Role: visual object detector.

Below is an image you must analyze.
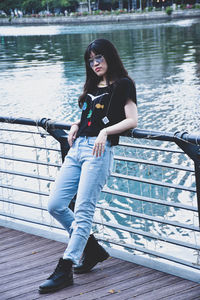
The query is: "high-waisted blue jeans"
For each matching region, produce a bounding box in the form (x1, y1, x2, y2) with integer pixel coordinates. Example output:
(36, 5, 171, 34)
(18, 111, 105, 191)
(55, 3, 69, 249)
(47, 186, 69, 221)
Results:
(48, 136, 113, 264)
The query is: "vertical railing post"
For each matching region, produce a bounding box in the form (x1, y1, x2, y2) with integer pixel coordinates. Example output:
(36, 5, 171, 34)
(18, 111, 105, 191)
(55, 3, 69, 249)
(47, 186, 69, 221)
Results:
(194, 161, 200, 227)
(48, 128, 70, 162)
(175, 133, 200, 227)
(41, 119, 70, 162)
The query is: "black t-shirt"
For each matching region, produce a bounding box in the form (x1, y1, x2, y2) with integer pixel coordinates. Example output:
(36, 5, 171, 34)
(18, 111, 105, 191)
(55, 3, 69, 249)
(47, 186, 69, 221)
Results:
(77, 77, 137, 146)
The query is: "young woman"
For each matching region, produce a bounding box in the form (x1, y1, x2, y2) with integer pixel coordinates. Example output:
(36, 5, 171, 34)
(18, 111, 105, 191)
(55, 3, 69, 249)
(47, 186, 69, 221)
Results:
(39, 38, 138, 294)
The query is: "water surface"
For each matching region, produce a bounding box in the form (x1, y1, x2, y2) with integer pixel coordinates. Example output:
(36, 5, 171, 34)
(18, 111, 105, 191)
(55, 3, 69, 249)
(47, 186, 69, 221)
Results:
(0, 18, 200, 133)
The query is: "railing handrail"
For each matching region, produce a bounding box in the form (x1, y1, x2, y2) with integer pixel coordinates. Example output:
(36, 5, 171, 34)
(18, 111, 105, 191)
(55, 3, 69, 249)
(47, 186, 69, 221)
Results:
(0, 116, 200, 145)
(0, 116, 70, 131)
(132, 128, 200, 145)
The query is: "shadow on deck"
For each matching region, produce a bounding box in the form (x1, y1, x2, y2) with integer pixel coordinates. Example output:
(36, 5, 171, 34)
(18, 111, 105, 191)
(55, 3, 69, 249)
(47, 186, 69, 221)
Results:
(0, 226, 200, 300)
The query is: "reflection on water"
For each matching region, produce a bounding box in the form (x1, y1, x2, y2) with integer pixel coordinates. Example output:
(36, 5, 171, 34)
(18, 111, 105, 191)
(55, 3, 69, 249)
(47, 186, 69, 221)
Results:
(0, 18, 200, 131)
(0, 18, 200, 268)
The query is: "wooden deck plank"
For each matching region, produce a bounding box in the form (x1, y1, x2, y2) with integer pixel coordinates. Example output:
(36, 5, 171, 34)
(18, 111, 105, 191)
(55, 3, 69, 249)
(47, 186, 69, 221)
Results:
(42, 266, 156, 300)
(137, 282, 200, 300)
(161, 285, 200, 300)
(6, 259, 128, 300)
(0, 257, 119, 293)
(1, 260, 133, 299)
(114, 276, 195, 300)
(0, 239, 62, 261)
(1, 243, 66, 268)
(0, 226, 200, 300)
(0, 233, 41, 251)
(69, 270, 168, 300)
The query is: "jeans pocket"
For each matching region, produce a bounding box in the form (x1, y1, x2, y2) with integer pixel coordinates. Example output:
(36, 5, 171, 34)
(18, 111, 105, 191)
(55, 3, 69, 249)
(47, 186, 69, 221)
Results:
(87, 137, 96, 147)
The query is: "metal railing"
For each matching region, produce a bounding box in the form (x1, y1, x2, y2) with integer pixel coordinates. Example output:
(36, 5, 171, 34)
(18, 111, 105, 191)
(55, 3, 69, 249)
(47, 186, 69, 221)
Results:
(0, 116, 200, 283)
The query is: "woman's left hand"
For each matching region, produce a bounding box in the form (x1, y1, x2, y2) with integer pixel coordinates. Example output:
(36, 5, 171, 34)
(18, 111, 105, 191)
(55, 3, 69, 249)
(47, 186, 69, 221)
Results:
(93, 129, 108, 157)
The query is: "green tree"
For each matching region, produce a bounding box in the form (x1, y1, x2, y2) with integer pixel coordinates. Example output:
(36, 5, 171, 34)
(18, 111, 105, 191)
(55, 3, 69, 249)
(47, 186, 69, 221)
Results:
(0, 0, 80, 14)
(22, 0, 43, 13)
(0, 0, 21, 14)
(41, 0, 78, 11)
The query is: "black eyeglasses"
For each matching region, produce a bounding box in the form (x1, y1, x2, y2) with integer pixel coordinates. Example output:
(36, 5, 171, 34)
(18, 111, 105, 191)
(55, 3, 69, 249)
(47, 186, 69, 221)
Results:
(88, 54, 104, 68)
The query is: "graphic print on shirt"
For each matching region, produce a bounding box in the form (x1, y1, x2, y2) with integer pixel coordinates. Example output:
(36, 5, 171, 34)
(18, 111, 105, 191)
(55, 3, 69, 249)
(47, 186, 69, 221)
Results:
(87, 93, 109, 102)
(82, 102, 87, 111)
(85, 92, 109, 127)
(95, 103, 104, 109)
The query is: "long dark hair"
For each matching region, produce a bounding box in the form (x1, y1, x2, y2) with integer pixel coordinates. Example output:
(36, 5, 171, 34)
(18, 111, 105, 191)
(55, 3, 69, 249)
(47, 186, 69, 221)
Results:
(78, 39, 133, 108)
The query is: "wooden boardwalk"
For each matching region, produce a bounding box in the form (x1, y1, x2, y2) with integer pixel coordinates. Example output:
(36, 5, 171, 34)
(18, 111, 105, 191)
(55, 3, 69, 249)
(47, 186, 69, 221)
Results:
(0, 226, 200, 300)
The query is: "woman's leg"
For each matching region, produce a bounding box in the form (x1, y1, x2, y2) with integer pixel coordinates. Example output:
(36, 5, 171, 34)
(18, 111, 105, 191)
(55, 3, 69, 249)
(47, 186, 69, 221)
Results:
(39, 137, 113, 294)
(39, 142, 82, 294)
(48, 143, 81, 233)
(63, 137, 113, 264)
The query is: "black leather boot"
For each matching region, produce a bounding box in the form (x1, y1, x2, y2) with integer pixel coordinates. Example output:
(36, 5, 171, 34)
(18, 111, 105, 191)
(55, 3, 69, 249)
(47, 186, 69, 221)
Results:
(74, 234, 109, 274)
(39, 258, 73, 294)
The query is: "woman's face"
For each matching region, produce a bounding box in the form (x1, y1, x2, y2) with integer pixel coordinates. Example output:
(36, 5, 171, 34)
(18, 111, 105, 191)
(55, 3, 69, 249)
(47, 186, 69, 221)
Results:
(89, 51, 108, 79)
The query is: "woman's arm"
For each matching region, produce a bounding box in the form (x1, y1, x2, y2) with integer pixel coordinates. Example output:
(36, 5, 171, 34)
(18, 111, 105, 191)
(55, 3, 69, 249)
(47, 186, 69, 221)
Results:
(104, 99, 138, 135)
(68, 121, 80, 147)
(93, 99, 138, 157)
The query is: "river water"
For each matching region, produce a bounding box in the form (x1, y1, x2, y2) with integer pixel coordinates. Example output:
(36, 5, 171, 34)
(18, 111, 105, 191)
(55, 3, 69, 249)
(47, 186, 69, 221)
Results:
(0, 18, 200, 133)
(0, 18, 200, 271)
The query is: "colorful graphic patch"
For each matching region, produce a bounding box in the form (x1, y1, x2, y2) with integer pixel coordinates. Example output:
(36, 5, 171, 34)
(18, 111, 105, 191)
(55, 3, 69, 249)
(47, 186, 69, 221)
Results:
(87, 109, 92, 118)
(95, 103, 104, 109)
(82, 102, 87, 111)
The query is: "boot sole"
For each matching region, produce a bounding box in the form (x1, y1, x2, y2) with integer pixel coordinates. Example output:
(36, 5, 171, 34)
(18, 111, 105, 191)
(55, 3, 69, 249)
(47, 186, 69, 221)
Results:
(39, 279, 74, 294)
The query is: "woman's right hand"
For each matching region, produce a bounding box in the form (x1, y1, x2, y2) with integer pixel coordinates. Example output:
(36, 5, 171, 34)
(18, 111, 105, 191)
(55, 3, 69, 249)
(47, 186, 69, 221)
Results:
(68, 124, 79, 147)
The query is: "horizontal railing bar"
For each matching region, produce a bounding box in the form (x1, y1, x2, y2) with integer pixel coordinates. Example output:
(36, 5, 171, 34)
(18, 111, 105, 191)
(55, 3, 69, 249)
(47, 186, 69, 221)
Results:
(3, 153, 193, 174)
(0, 198, 199, 251)
(96, 203, 199, 231)
(0, 117, 45, 127)
(111, 172, 196, 192)
(0, 176, 196, 213)
(0, 168, 55, 182)
(0, 212, 64, 231)
(0, 155, 61, 168)
(0, 117, 200, 145)
(1, 170, 195, 212)
(1, 212, 199, 270)
(0, 183, 49, 196)
(0, 192, 199, 231)
(102, 187, 198, 212)
(0, 126, 183, 154)
(0, 166, 195, 193)
(0, 198, 47, 211)
(131, 128, 176, 142)
(132, 128, 200, 146)
(97, 236, 200, 271)
(119, 142, 184, 154)
(0, 138, 192, 159)
(0, 128, 50, 136)
(1, 183, 197, 230)
(0, 141, 60, 152)
(0, 140, 187, 157)
(114, 155, 194, 172)
(0, 129, 184, 154)
(0, 116, 71, 131)
(93, 219, 200, 250)
(0, 171, 196, 212)
(0, 211, 199, 270)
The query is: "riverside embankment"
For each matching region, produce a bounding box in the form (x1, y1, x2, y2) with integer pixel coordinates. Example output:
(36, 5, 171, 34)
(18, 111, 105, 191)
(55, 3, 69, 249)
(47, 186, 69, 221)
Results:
(0, 9, 200, 25)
